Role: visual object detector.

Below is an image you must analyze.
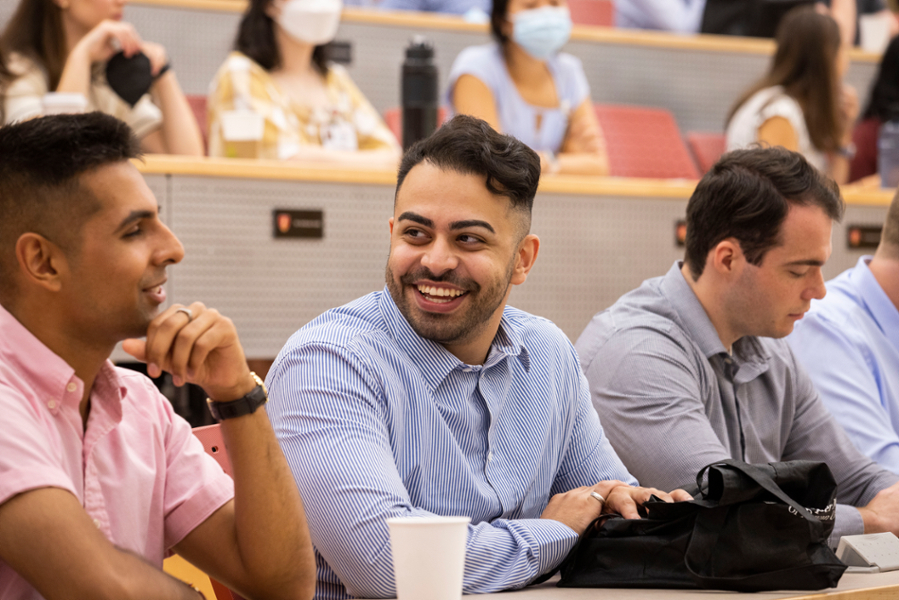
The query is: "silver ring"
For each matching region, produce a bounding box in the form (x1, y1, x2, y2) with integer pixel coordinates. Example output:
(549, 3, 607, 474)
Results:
(590, 491, 605, 504)
(175, 307, 193, 322)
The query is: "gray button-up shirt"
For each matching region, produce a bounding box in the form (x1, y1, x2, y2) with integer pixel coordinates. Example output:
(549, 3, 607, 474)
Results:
(576, 261, 899, 543)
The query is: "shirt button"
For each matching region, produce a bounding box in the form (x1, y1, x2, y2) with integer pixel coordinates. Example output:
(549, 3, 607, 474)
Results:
(47, 400, 57, 410)
(66, 382, 77, 393)
(462, 367, 472, 373)
(487, 452, 493, 462)
(93, 519, 101, 528)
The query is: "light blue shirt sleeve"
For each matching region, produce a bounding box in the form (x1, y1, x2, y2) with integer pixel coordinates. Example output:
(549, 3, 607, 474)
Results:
(789, 315, 899, 474)
(266, 339, 620, 598)
(614, 0, 706, 33)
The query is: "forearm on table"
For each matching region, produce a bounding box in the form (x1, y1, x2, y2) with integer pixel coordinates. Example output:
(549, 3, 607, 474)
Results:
(55, 49, 93, 97)
(149, 71, 204, 156)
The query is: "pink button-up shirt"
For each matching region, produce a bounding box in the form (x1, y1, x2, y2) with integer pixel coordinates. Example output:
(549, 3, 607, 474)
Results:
(0, 305, 234, 599)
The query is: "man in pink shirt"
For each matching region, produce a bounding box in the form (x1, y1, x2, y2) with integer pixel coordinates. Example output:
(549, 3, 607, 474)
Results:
(0, 113, 315, 600)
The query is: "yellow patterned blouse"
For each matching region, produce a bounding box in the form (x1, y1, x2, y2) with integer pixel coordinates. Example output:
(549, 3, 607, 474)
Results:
(207, 52, 399, 159)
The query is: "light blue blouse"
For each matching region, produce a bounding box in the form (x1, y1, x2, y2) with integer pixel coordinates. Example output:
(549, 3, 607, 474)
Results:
(446, 43, 590, 153)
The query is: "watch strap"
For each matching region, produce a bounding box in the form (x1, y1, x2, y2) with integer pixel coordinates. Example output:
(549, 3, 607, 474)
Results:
(206, 372, 268, 421)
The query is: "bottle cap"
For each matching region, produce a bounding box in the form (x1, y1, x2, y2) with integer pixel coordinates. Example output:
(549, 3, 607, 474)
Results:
(406, 35, 434, 60)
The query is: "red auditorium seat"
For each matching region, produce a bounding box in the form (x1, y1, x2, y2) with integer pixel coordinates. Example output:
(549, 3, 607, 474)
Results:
(185, 94, 209, 151)
(568, 0, 613, 27)
(594, 103, 700, 179)
(686, 131, 727, 174)
(384, 106, 449, 144)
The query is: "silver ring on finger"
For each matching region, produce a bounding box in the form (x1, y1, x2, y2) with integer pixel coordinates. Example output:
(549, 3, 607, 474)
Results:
(175, 307, 193, 322)
(590, 491, 605, 504)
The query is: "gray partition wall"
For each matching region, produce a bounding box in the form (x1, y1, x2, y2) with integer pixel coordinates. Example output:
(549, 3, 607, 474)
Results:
(110, 3, 878, 134)
(147, 172, 886, 358)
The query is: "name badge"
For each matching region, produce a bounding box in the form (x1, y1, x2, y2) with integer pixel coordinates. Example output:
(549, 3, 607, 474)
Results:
(321, 120, 358, 151)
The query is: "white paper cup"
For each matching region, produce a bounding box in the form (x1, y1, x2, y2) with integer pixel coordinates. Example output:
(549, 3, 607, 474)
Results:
(387, 516, 470, 600)
(41, 92, 87, 115)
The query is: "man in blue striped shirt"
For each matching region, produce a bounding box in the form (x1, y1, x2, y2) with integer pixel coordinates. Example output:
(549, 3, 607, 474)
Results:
(266, 115, 689, 599)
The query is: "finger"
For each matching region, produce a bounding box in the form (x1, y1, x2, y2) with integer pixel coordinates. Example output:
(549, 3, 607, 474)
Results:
(145, 303, 197, 377)
(168, 309, 216, 386)
(185, 318, 231, 381)
(649, 489, 674, 503)
(121, 338, 147, 362)
(606, 491, 641, 520)
(671, 489, 693, 502)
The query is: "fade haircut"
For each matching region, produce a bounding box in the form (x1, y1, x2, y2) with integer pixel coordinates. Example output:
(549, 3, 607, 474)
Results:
(396, 115, 540, 237)
(880, 190, 899, 259)
(0, 112, 141, 298)
(684, 146, 844, 280)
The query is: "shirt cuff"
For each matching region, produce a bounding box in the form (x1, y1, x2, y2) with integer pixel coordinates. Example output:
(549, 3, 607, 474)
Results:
(505, 518, 580, 580)
(830, 503, 865, 549)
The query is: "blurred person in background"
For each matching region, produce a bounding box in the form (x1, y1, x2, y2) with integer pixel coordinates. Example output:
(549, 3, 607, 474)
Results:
(849, 35, 899, 182)
(207, 0, 400, 166)
(726, 7, 857, 184)
(0, 0, 204, 155)
(446, 0, 609, 176)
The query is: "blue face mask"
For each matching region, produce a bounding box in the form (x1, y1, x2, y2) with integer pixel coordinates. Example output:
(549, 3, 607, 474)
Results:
(511, 6, 572, 61)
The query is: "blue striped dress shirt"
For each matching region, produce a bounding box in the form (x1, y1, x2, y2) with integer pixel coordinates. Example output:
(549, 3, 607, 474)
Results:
(266, 288, 636, 599)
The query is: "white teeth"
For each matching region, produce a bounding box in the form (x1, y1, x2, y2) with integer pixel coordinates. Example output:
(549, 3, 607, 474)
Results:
(417, 285, 464, 299)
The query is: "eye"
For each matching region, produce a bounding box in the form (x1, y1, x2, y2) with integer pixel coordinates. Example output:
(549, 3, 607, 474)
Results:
(457, 234, 484, 245)
(123, 226, 143, 238)
(402, 227, 429, 242)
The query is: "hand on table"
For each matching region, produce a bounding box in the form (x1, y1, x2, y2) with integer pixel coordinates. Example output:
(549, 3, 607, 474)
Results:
(541, 481, 692, 535)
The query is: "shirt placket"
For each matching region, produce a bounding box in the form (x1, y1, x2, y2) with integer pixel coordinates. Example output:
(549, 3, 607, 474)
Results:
(81, 399, 116, 540)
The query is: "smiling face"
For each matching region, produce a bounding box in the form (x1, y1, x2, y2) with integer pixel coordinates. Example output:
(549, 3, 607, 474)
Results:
(724, 203, 832, 340)
(386, 162, 536, 364)
(58, 161, 184, 345)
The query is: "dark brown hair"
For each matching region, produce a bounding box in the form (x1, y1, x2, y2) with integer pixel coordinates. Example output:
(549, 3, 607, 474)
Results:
(727, 6, 843, 153)
(235, 0, 329, 75)
(0, 0, 68, 90)
(396, 115, 540, 233)
(684, 147, 844, 280)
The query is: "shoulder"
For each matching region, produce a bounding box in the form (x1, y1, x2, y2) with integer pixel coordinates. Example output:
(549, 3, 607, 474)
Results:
(112, 365, 180, 424)
(277, 292, 391, 359)
(576, 276, 689, 370)
(553, 52, 586, 76)
(450, 44, 503, 77)
(504, 305, 575, 354)
(212, 52, 268, 84)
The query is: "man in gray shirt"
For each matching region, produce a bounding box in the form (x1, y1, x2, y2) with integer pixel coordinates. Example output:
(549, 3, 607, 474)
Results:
(576, 147, 899, 543)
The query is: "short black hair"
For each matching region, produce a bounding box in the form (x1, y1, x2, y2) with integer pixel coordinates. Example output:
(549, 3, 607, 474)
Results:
(684, 146, 844, 280)
(396, 115, 540, 233)
(0, 112, 141, 297)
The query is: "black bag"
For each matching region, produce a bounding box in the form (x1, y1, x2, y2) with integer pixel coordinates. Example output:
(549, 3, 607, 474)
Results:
(557, 460, 847, 592)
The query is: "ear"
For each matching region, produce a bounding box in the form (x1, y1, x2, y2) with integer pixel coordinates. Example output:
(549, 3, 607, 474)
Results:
(709, 238, 744, 278)
(15, 233, 67, 293)
(388, 216, 395, 235)
(511, 234, 539, 286)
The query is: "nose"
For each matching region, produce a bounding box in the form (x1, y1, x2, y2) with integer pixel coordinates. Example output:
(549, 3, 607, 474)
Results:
(803, 268, 827, 301)
(156, 224, 185, 266)
(420, 236, 458, 276)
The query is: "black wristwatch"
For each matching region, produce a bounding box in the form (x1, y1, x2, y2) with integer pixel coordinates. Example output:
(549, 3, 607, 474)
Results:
(206, 372, 268, 421)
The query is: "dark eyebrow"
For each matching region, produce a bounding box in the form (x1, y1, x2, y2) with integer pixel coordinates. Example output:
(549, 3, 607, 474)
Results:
(117, 209, 156, 231)
(397, 212, 433, 228)
(784, 259, 826, 267)
(450, 220, 495, 234)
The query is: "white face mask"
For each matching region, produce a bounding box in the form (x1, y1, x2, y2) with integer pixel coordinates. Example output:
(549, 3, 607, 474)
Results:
(277, 0, 343, 46)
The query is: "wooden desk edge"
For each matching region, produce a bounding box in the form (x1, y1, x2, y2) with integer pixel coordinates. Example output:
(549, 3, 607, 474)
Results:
(134, 156, 893, 206)
(790, 582, 899, 599)
(130, 0, 879, 61)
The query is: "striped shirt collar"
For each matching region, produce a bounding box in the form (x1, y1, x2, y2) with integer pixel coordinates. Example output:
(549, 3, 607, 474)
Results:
(661, 261, 770, 381)
(377, 287, 530, 391)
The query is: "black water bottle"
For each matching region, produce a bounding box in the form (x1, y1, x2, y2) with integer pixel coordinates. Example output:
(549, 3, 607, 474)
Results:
(401, 37, 438, 150)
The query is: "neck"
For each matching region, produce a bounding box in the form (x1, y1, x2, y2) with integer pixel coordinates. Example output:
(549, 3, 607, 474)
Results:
(869, 251, 899, 311)
(63, 18, 89, 56)
(680, 262, 739, 352)
(503, 42, 548, 84)
(272, 28, 318, 76)
(6, 298, 113, 422)
(440, 306, 506, 366)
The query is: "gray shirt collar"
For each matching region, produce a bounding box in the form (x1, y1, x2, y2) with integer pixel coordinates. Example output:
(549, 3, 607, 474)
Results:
(661, 261, 771, 383)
